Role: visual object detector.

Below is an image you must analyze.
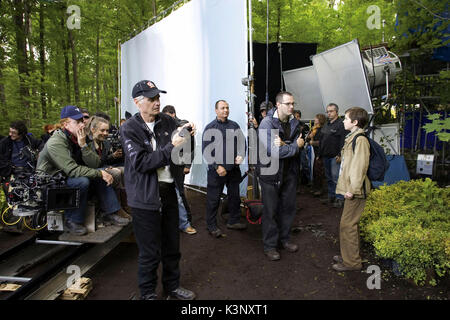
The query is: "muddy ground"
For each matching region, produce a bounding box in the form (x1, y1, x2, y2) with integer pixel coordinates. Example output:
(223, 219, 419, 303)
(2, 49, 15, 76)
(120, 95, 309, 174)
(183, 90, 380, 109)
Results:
(83, 187, 449, 301)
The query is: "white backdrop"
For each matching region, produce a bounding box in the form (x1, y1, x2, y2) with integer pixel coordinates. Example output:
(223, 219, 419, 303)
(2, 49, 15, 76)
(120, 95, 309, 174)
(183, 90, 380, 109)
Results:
(120, 0, 248, 190)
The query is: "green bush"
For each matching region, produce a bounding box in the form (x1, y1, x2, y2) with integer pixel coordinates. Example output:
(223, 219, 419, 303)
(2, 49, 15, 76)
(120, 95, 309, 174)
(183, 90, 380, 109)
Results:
(360, 178, 450, 285)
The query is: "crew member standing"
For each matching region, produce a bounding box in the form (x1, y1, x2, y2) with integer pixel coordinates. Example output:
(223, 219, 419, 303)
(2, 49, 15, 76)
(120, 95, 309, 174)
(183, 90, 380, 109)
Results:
(120, 80, 196, 300)
(258, 92, 305, 261)
(202, 100, 247, 238)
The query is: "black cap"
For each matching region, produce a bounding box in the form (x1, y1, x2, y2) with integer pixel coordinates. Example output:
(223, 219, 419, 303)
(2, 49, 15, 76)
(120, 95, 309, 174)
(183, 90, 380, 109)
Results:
(132, 80, 167, 99)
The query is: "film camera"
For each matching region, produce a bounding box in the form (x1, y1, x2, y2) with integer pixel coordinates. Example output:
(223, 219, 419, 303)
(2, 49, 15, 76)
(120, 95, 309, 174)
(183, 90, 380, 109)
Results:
(178, 125, 193, 138)
(106, 126, 122, 152)
(7, 171, 79, 218)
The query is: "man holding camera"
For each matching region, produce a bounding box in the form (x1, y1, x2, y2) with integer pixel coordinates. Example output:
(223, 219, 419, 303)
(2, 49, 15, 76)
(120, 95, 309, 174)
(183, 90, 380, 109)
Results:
(120, 80, 196, 300)
(258, 92, 305, 261)
(36, 105, 129, 236)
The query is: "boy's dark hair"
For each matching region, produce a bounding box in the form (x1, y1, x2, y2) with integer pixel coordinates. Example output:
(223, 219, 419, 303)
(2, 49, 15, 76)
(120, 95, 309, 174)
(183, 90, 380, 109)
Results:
(162, 105, 176, 115)
(345, 107, 368, 128)
(10, 120, 28, 136)
(80, 108, 90, 115)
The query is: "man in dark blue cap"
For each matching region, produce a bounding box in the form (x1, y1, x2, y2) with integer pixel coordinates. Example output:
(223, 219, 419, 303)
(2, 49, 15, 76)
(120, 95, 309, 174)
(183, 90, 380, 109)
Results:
(37, 105, 129, 235)
(120, 80, 196, 300)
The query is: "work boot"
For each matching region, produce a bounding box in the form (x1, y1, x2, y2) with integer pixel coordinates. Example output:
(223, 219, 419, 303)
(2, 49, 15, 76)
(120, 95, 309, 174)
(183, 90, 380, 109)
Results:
(208, 228, 222, 238)
(264, 249, 281, 261)
(332, 263, 362, 272)
(65, 220, 87, 236)
(166, 287, 196, 300)
(102, 213, 129, 226)
(226, 222, 247, 230)
(281, 242, 298, 253)
(116, 208, 132, 222)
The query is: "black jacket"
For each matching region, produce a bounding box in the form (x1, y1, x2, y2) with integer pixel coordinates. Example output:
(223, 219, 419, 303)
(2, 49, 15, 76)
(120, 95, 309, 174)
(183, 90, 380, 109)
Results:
(88, 139, 123, 168)
(172, 116, 195, 191)
(0, 135, 43, 179)
(319, 117, 348, 158)
(202, 117, 246, 172)
(120, 112, 182, 211)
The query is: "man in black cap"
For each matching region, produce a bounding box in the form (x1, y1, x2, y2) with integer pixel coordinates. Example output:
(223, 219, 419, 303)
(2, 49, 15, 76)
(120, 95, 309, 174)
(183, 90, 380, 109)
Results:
(259, 100, 273, 123)
(120, 80, 196, 300)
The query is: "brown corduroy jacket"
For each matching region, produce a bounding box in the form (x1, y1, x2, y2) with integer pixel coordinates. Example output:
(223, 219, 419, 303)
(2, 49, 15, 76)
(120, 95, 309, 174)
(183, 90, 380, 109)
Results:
(336, 128, 371, 198)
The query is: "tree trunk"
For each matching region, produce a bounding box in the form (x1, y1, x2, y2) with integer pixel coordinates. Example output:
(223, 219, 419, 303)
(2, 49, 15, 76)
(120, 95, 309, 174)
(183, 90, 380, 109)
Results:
(276, 3, 281, 43)
(153, 0, 157, 16)
(13, 0, 30, 121)
(60, 11, 70, 104)
(0, 0, 7, 113)
(68, 28, 80, 105)
(24, 0, 38, 124)
(0, 68, 7, 116)
(96, 29, 100, 112)
(39, 3, 47, 119)
(103, 66, 109, 111)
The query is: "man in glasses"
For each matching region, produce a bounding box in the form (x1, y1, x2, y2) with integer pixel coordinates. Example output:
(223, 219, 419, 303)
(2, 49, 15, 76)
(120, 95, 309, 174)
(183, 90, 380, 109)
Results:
(257, 92, 305, 261)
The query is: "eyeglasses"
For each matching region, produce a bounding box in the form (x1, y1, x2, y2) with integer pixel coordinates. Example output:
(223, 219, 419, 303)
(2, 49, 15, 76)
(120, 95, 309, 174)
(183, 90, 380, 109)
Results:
(83, 116, 90, 119)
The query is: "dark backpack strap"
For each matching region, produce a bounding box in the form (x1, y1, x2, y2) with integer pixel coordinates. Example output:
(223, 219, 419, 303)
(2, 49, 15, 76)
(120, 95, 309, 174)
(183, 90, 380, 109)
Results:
(352, 133, 369, 198)
(351, 133, 367, 153)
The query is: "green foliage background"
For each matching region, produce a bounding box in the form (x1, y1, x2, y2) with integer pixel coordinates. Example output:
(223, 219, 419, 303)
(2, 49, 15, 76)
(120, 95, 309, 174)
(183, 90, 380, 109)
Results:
(0, 0, 447, 137)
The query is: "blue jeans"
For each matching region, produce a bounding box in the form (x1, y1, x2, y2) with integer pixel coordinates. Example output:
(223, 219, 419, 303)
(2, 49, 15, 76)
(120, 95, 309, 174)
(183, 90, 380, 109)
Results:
(65, 177, 121, 224)
(323, 156, 344, 200)
(176, 187, 191, 231)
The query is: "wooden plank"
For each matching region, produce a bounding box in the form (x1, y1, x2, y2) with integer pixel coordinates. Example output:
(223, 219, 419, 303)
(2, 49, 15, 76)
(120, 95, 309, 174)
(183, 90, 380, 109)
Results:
(0, 283, 22, 291)
(59, 277, 92, 300)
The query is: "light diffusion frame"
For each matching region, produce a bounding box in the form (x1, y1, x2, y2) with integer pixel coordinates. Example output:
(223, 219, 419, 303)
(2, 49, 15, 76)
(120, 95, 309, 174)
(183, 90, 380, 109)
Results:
(283, 40, 373, 119)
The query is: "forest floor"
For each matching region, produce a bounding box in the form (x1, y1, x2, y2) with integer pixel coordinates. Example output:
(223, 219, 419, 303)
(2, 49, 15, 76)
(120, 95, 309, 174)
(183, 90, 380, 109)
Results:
(82, 187, 449, 301)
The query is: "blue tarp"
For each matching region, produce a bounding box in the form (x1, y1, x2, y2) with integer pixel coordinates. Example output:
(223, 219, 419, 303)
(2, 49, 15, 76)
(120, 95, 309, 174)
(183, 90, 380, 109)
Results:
(372, 155, 411, 188)
(400, 111, 445, 151)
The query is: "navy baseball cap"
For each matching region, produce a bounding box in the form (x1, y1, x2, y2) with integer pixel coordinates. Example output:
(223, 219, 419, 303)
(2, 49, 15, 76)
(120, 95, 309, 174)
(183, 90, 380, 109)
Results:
(132, 80, 167, 99)
(60, 105, 83, 120)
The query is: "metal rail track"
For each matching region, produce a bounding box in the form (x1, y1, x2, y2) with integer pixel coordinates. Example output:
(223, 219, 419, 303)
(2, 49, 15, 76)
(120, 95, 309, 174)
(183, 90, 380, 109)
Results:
(0, 224, 133, 300)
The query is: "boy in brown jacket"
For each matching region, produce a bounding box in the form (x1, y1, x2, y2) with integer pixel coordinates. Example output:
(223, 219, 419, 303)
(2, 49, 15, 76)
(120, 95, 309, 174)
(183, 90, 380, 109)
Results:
(332, 107, 371, 272)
